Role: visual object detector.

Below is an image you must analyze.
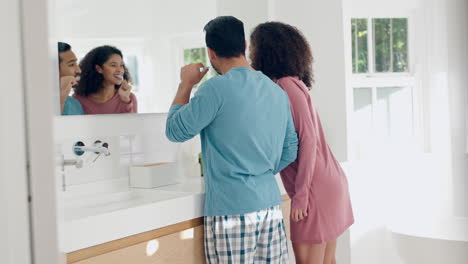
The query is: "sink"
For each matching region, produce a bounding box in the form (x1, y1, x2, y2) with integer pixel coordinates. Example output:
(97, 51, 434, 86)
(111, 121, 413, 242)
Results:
(62, 189, 188, 221)
(65, 191, 140, 209)
(156, 178, 204, 193)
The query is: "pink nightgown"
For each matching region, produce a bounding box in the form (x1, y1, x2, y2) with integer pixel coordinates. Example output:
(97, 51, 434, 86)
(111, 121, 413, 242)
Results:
(278, 76, 354, 244)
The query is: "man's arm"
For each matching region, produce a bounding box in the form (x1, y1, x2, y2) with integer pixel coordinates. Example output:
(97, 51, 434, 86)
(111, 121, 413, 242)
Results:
(274, 105, 299, 174)
(166, 63, 216, 142)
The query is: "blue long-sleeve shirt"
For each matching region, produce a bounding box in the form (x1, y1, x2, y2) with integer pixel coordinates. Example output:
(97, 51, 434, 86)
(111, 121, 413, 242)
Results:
(166, 67, 298, 216)
(62, 96, 84, 115)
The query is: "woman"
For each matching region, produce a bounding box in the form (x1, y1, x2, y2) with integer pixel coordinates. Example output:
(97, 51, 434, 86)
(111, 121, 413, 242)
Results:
(74, 45, 137, 114)
(250, 22, 354, 264)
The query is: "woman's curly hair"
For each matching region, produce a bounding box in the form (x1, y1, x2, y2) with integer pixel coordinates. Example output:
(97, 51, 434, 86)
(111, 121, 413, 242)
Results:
(75, 45, 131, 96)
(250, 22, 314, 89)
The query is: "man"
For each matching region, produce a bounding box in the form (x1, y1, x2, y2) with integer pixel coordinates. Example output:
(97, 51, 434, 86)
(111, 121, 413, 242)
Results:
(58, 42, 84, 115)
(166, 16, 298, 263)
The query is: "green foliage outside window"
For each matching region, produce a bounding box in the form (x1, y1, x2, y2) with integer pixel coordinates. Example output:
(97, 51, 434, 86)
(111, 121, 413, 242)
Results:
(373, 18, 408, 73)
(352, 18, 368, 73)
(352, 18, 408, 73)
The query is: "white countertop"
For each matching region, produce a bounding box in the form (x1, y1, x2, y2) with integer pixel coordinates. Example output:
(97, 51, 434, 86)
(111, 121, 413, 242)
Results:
(59, 178, 204, 253)
(59, 175, 287, 253)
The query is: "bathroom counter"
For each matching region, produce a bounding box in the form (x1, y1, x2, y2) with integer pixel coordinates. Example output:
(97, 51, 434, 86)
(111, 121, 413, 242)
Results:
(61, 178, 205, 253)
(61, 175, 288, 256)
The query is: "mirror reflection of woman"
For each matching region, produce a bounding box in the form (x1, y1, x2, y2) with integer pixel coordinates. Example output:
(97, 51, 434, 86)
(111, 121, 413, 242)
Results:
(73, 45, 138, 114)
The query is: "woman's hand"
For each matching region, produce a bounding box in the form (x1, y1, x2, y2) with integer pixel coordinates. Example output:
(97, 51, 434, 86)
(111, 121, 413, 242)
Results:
(291, 208, 308, 222)
(118, 80, 132, 104)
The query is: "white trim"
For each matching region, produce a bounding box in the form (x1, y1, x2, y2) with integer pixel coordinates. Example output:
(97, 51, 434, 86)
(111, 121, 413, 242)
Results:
(368, 18, 374, 73)
(466, 84, 468, 154)
(0, 0, 33, 263)
(348, 5, 415, 18)
(352, 75, 415, 87)
(21, 0, 61, 263)
(349, 15, 423, 155)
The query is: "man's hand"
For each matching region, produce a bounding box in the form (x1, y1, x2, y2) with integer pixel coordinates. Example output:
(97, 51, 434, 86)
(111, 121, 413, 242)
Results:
(291, 208, 308, 222)
(118, 80, 132, 104)
(60, 76, 77, 98)
(60, 76, 78, 112)
(171, 63, 209, 106)
(180, 63, 209, 88)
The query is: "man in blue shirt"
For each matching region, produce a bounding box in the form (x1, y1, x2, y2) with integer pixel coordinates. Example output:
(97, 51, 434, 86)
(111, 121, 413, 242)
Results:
(58, 42, 84, 115)
(166, 16, 298, 263)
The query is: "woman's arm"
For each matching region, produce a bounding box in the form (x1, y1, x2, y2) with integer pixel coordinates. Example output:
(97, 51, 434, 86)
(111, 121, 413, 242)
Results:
(278, 77, 318, 212)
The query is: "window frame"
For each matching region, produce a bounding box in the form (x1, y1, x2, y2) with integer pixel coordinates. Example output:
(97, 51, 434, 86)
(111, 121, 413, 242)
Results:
(350, 15, 424, 154)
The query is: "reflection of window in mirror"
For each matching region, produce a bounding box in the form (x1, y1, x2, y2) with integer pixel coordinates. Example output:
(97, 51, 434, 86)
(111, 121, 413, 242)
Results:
(124, 55, 140, 92)
(171, 33, 220, 100)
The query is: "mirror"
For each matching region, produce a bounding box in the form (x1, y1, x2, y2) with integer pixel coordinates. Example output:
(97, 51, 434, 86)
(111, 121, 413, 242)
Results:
(54, 0, 218, 115)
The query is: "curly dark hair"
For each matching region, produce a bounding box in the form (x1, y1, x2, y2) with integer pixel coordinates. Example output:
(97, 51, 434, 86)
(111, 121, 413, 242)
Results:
(75, 45, 131, 96)
(250, 22, 314, 89)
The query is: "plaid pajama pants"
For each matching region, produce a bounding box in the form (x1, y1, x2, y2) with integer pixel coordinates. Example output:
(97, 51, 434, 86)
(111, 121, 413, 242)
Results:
(204, 205, 289, 264)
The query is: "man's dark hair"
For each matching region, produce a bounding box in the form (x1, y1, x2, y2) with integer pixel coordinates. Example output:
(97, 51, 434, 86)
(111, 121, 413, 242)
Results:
(250, 22, 314, 88)
(204, 16, 245, 58)
(58, 42, 71, 63)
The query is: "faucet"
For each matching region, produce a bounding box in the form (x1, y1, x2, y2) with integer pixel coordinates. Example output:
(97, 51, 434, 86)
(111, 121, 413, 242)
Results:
(57, 140, 110, 192)
(58, 155, 84, 192)
(73, 140, 110, 156)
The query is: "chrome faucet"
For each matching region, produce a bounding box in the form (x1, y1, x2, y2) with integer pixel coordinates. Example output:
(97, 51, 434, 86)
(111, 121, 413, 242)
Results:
(73, 140, 110, 156)
(58, 140, 111, 192)
(58, 155, 83, 191)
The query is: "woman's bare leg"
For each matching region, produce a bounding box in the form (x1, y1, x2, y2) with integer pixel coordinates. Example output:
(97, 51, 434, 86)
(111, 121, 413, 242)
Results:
(292, 242, 326, 264)
(323, 240, 337, 264)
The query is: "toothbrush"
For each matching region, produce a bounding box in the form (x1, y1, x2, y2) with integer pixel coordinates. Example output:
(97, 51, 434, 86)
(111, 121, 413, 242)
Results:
(72, 76, 80, 89)
(199, 66, 210, 72)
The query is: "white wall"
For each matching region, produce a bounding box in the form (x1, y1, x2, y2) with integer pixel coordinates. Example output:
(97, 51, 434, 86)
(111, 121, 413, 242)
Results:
(54, 114, 201, 192)
(270, 0, 350, 162)
(446, 0, 468, 218)
(0, 0, 32, 263)
(216, 0, 270, 40)
(22, 0, 62, 263)
(1, 0, 61, 263)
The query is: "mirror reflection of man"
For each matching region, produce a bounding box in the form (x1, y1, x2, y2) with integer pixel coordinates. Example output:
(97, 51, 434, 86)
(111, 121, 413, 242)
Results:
(58, 42, 84, 115)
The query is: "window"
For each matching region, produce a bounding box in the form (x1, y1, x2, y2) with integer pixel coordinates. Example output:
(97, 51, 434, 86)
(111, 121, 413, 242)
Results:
(352, 18, 409, 74)
(350, 18, 417, 157)
(124, 55, 140, 92)
(171, 33, 219, 98)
